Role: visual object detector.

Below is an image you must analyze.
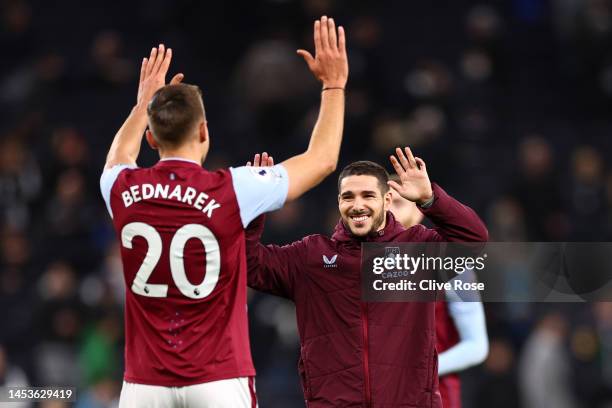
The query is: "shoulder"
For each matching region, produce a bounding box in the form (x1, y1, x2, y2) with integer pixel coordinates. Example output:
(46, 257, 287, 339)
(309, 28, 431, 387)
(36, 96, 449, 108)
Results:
(277, 234, 334, 257)
(100, 164, 139, 192)
(301, 233, 330, 247)
(198, 167, 232, 184)
(278, 233, 324, 250)
(395, 224, 433, 242)
(229, 165, 287, 185)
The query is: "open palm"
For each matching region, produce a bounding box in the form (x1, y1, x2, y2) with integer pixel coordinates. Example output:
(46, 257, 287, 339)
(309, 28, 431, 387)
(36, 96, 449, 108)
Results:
(388, 147, 433, 204)
(136, 44, 184, 106)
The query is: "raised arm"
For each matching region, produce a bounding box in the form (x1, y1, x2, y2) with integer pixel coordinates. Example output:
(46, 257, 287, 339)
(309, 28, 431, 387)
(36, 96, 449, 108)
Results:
(419, 184, 489, 242)
(245, 214, 309, 299)
(104, 44, 183, 169)
(389, 147, 489, 242)
(281, 16, 349, 201)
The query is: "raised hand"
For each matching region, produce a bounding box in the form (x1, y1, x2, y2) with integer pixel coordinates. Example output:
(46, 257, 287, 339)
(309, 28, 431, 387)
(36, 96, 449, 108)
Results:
(136, 44, 184, 106)
(246, 152, 275, 167)
(297, 16, 348, 89)
(388, 147, 433, 205)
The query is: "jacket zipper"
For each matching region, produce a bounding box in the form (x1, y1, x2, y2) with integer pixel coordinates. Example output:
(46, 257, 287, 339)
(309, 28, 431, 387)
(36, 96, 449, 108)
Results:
(361, 302, 372, 407)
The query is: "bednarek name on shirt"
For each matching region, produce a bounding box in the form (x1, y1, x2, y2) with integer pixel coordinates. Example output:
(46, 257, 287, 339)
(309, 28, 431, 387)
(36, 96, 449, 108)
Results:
(120, 184, 221, 217)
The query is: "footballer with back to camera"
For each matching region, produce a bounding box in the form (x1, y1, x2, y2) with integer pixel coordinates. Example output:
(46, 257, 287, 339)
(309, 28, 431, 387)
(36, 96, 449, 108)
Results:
(99, 16, 348, 408)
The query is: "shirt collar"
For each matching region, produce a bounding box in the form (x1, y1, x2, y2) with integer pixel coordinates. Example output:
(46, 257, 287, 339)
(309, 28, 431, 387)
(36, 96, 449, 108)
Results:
(160, 157, 200, 165)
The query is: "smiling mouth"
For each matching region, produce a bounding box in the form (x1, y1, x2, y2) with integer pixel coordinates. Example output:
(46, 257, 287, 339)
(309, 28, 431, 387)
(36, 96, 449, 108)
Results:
(350, 214, 370, 223)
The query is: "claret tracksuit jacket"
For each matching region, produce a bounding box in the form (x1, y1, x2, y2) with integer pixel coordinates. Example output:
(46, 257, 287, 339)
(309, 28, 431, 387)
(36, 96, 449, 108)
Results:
(246, 183, 488, 408)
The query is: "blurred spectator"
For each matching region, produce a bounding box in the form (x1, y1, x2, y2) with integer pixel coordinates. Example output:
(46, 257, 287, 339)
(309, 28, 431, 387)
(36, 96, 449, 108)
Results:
(0, 344, 31, 408)
(232, 38, 315, 149)
(41, 126, 92, 196)
(511, 136, 567, 241)
(0, 227, 35, 355)
(0, 51, 65, 114)
(0, 136, 41, 230)
(79, 313, 122, 386)
(487, 197, 527, 241)
(570, 303, 612, 405)
(519, 312, 578, 408)
(89, 31, 134, 87)
(0, 0, 34, 73)
(404, 60, 453, 101)
(569, 145, 607, 240)
(34, 261, 83, 386)
(472, 338, 520, 408)
(41, 169, 98, 267)
(75, 377, 120, 408)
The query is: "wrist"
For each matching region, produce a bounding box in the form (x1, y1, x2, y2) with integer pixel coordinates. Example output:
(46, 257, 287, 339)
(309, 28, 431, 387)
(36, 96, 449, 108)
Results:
(321, 86, 345, 92)
(133, 103, 148, 115)
(322, 80, 346, 89)
(417, 191, 435, 208)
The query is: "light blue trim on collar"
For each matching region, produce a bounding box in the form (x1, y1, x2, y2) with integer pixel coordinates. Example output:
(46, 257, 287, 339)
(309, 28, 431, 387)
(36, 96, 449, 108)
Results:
(160, 157, 200, 165)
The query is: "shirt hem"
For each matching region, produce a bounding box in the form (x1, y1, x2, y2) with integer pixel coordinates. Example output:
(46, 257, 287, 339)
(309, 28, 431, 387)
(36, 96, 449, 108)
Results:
(123, 370, 256, 387)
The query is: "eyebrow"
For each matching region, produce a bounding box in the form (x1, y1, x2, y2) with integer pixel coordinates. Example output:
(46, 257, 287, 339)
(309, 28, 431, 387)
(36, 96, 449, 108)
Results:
(340, 190, 378, 197)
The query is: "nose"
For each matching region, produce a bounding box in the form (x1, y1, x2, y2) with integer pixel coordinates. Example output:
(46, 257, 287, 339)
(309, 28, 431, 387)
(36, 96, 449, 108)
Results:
(352, 196, 366, 211)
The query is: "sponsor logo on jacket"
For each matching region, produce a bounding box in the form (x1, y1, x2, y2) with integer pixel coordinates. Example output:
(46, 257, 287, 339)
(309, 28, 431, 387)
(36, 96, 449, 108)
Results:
(323, 254, 338, 268)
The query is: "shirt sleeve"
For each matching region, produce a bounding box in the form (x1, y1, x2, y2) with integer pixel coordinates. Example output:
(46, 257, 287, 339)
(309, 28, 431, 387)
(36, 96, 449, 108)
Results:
(229, 164, 289, 227)
(438, 297, 489, 376)
(100, 164, 137, 218)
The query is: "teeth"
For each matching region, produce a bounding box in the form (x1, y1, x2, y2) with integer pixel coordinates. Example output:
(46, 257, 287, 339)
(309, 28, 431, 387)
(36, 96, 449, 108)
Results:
(351, 215, 369, 222)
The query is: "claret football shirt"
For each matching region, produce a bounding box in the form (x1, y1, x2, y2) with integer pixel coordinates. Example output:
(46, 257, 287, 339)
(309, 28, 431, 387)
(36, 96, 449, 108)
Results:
(100, 158, 288, 386)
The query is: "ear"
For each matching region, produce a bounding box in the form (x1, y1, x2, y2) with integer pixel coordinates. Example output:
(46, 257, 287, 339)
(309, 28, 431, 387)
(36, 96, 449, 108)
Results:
(199, 121, 208, 143)
(383, 190, 392, 211)
(145, 130, 159, 150)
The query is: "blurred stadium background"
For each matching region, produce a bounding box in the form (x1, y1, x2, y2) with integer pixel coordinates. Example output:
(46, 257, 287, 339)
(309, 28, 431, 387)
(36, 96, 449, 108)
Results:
(1, 0, 612, 406)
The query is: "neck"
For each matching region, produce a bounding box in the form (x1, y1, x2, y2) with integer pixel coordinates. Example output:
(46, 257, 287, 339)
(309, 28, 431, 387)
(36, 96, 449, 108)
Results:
(159, 144, 204, 164)
(376, 212, 388, 232)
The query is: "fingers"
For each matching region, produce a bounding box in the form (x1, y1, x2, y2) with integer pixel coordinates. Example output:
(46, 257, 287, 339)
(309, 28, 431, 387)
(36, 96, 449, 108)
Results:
(151, 44, 166, 75)
(395, 147, 412, 170)
(158, 46, 172, 76)
(314, 20, 322, 56)
(249, 153, 274, 167)
(320, 16, 330, 53)
(140, 58, 148, 85)
(145, 47, 157, 76)
(404, 147, 417, 168)
(338, 26, 346, 54)
(304, 16, 346, 86)
(297, 49, 315, 69)
(328, 18, 337, 49)
(170, 73, 184, 84)
(389, 155, 405, 176)
(144, 45, 171, 78)
(142, 44, 174, 77)
(387, 180, 402, 193)
(415, 157, 426, 171)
